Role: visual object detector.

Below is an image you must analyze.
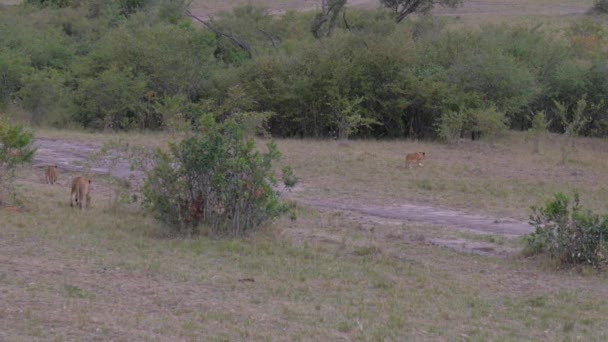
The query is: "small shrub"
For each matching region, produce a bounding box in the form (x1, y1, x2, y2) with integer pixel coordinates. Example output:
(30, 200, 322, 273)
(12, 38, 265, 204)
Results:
(470, 106, 508, 140)
(0, 116, 36, 205)
(527, 111, 549, 154)
(143, 116, 296, 236)
(526, 192, 608, 266)
(436, 110, 465, 143)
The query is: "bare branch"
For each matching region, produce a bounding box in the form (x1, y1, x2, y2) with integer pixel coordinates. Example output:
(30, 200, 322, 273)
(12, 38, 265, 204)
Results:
(185, 9, 253, 59)
(257, 28, 280, 49)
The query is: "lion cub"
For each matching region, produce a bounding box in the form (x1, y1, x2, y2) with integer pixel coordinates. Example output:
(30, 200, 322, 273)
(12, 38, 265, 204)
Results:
(45, 165, 58, 184)
(70, 176, 92, 209)
(405, 152, 426, 169)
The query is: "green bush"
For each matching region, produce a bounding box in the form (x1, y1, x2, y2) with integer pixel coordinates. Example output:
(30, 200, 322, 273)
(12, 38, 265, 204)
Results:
(526, 192, 608, 266)
(469, 105, 508, 139)
(143, 116, 295, 236)
(0, 117, 36, 205)
(591, 0, 608, 14)
(436, 110, 465, 143)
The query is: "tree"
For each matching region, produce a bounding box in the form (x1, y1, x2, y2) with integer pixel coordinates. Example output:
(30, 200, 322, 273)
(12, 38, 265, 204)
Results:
(0, 116, 36, 205)
(380, 0, 463, 23)
(311, 0, 347, 39)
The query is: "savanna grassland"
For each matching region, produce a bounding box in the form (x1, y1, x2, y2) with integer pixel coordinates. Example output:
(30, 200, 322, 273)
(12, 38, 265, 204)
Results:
(3, 0, 608, 341)
(3, 129, 608, 340)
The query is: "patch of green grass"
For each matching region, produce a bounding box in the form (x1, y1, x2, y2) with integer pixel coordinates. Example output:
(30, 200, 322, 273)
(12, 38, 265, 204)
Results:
(63, 284, 95, 299)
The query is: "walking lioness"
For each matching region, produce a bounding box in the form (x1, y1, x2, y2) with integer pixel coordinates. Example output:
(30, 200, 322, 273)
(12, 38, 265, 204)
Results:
(45, 165, 58, 184)
(70, 176, 92, 209)
(405, 152, 426, 169)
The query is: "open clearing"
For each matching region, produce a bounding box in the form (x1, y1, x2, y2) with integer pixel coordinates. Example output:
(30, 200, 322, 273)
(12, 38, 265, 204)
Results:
(31, 136, 532, 237)
(3, 130, 608, 340)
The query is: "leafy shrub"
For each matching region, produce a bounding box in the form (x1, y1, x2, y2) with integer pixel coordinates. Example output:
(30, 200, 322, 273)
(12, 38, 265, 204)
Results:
(469, 106, 508, 139)
(0, 53, 31, 110)
(447, 49, 538, 116)
(526, 192, 608, 266)
(436, 110, 465, 143)
(0, 117, 36, 205)
(527, 111, 549, 153)
(74, 66, 148, 129)
(143, 116, 295, 236)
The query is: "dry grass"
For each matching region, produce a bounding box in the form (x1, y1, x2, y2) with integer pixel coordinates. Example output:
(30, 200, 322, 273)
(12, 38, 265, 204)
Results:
(2, 130, 608, 339)
(3, 1, 608, 338)
(2, 174, 608, 340)
(35, 128, 181, 150)
(275, 132, 608, 220)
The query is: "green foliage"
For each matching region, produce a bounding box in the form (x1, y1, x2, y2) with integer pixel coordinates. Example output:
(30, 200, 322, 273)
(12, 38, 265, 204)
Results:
(6, 2, 608, 140)
(469, 106, 508, 140)
(310, 0, 346, 39)
(17, 69, 74, 126)
(528, 111, 549, 154)
(74, 66, 148, 129)
(0, 53, 31, 110)
(436, 111, 464, 143)
(143, 117, 295, 236)
(447, 49, 538, 117)
(25, 0, 71, 8)
(0, 116, 36, 205)
(553, 97, 589, 164)
(527, 192, 608, 266)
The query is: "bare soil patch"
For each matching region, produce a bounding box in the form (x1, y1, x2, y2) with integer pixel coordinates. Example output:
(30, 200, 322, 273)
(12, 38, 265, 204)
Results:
(32, 137, 533, 240)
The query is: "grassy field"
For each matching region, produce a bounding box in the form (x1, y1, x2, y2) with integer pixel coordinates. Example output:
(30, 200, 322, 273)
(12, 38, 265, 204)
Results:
(2, 171, 608, 340)
(3, 0, 608, 340)
(278, 132, 608, 220)
(2, 130, 608, 340)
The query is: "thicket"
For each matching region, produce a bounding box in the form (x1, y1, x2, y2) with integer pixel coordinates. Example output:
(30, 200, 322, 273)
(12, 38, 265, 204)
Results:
(526, 192, 608, 266)
(3, 1, 608, 139)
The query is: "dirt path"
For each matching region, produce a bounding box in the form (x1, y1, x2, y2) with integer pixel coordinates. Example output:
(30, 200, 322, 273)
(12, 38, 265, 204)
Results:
(32, 138, 532, 237)
(297, 199, 532, 236)
(33, 138, 140, 180)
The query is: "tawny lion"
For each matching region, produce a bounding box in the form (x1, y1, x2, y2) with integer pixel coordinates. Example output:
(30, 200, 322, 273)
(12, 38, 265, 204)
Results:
(45, 165, 58, 185)
(70, 176, 92, 209)
(405, 152, 426, 169)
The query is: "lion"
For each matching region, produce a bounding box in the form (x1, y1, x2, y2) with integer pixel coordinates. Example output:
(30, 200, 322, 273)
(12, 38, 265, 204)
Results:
(45, 165, 58, 185)
(405, 151, 426, 169)
(70, 176, 92, 209)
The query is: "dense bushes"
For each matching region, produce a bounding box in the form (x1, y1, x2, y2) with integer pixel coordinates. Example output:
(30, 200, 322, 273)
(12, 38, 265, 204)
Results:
(4, 1, 608, 139)
(526, 192, 608, 266)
